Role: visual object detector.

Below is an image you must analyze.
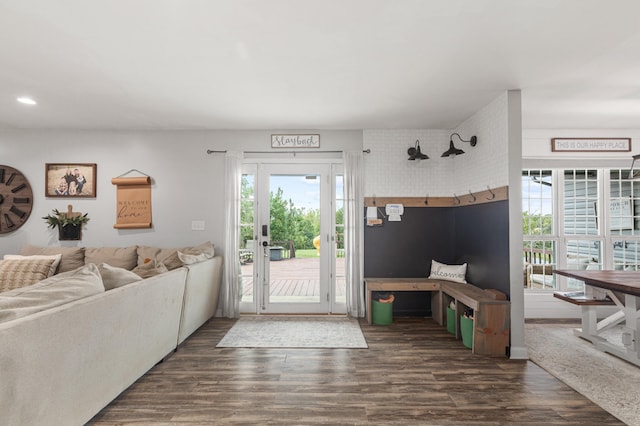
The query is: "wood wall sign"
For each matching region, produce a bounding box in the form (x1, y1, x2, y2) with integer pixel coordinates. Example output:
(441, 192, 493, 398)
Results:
(111, 174, 152, 229)
(271, 134, 320, 148)
(551, 138, 631, 152)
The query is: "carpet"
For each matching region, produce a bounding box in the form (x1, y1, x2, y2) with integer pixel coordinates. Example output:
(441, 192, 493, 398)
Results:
(216, 315, 368, 348)
(526, 323, 640, 425)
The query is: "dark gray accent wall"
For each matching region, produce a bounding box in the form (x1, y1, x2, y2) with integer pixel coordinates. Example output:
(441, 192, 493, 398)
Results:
(364, 201, 511, 316)
(453, 200, 510, 297)
(364, 207, 456, 277)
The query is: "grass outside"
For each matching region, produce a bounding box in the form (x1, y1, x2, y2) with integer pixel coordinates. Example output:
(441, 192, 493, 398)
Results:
(294, 249, 319, 259)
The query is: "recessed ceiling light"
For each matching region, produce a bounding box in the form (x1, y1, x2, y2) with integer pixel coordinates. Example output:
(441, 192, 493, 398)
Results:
(17, 96, 37, 105)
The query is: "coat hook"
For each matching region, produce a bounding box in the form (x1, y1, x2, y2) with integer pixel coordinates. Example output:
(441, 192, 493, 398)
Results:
(373, 195, 376, 206)
(468, 190, 476, 203)
(424, 194, 429, 205)
(453, 194, 460, 205)
(486, 185, 496, 200)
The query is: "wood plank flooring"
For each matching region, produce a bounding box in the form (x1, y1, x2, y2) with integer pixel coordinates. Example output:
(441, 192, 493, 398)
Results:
(89, 318, 623, 425)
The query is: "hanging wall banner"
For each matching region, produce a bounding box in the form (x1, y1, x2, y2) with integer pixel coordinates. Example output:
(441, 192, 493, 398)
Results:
(111, 176, 152, 229)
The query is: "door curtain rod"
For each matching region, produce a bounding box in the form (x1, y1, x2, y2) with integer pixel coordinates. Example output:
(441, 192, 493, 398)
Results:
(206, 149, 371, 155)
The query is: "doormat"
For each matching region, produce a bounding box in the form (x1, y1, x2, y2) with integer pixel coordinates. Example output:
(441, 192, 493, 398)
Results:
(216, 315, 368, 348)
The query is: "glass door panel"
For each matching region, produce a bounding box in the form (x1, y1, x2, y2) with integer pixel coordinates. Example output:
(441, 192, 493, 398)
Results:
(240, 170, 256, 310)
(259, 164, 332, 314)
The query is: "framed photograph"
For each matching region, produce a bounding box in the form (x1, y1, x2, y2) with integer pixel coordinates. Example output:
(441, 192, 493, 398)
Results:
(45, 163, 97, 197)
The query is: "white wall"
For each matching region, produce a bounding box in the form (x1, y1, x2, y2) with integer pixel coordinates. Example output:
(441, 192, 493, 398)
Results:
(523, 129, 640, 163)
(454, 92, 510, 193)
(0, 129, 362, 257)
(362, 93, 511, 198)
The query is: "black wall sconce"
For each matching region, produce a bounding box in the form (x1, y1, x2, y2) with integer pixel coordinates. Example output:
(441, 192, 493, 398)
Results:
(441, 133, 478, 157)
(408, 140, 429, 160)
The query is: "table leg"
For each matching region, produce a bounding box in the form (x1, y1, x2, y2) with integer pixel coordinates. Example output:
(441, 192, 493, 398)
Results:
(580, 306, 597, 338)
(622, 294, 640, 356)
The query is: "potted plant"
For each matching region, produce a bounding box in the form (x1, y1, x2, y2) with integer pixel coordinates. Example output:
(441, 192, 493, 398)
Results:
(43, 207, 90, 241)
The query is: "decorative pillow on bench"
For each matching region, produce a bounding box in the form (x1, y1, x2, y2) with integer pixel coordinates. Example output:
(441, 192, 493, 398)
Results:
(428, 259, 467, 283)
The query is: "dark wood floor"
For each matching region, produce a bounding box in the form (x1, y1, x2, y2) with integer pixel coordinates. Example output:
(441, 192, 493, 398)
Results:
(89, 318, 623, 425)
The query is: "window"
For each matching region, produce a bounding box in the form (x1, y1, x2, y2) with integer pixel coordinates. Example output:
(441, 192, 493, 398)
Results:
(523, 167, 640, 291)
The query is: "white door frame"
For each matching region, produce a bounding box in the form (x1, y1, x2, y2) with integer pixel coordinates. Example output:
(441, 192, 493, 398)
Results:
(239, 160, 345, 314)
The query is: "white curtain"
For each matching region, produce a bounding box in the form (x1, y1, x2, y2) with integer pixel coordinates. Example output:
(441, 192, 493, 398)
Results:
(343, 150, 365, 317)
(221, 151, 243, 318)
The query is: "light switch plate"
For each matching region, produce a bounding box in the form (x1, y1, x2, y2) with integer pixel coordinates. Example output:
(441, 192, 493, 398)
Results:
(191, 220, 205, 231)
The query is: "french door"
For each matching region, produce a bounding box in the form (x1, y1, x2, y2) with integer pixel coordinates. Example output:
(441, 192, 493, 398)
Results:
(239, 162, 346, 314)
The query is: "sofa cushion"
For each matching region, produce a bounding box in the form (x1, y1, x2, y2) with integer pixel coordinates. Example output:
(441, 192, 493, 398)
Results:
(136, 246, 184, 270)
(19, 244, 85, 273)
(132, 259, 169, 278)
(4, 254, 62, 277)
(85, 246, 138, 270)
(0, 263, 105, 324)
(97, 263, 143, 290)
(0, 256, 61, 292)
(178, 241, 215, 265)
(428, 260, 467, 283)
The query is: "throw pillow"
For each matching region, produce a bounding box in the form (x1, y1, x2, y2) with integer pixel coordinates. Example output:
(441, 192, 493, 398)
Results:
(97, 263, 143, 290)
(136, 246, 184, 270)
(20, 244, 84, 273)
(0, 263, 104, 324)
(4, 254, 62, 277)
(19, 245, 85, 273)
(428, 260, 467, 283)
(0, 257, 60, 293)
(178, 241, 215, 265)
(132, 259, 169, 279)
(85, 246, 138, 270)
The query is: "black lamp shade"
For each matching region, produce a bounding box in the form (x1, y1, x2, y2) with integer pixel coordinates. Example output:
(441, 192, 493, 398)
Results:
(441, 140, 465, 157)
(408, 142, 429, 160)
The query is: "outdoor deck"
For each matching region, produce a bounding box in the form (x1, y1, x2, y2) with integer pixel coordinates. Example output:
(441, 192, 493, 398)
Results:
(241, 257, 345, 300)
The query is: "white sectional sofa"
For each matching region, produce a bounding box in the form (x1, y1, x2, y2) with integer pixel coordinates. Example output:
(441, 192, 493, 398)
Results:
(0, 244, 223, 426)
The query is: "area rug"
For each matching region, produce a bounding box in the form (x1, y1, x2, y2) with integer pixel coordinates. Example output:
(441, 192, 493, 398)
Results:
(216, 315, 368, 348)
(526, 323, 640, 425)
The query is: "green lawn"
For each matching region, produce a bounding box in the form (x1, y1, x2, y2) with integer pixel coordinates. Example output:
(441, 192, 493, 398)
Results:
(294, 249, 319, 258)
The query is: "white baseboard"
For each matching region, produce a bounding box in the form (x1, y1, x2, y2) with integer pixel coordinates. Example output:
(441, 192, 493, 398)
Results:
(510, 346, 528, 360)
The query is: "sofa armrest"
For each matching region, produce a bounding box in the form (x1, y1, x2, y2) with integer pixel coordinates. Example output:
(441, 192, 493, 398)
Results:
(177, 256, 224, 345)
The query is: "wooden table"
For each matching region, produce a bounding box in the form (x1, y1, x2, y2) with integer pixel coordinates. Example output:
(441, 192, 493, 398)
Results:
(555, 269, 640, 366)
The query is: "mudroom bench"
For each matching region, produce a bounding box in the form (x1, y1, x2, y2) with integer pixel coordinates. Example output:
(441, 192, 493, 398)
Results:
(364, 278, 510, 356)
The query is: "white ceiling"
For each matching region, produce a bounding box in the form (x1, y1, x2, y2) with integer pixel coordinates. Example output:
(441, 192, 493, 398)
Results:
(1, 0, 640, 131)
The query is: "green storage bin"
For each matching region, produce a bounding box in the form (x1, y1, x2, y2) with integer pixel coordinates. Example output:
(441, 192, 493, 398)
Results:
(460, 315, 473, 349)
(446, 307, 456, 334)
(372, 300, 393, 325)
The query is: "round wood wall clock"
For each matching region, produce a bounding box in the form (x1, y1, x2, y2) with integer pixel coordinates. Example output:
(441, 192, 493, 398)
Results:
(0, 165, 34, 234)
